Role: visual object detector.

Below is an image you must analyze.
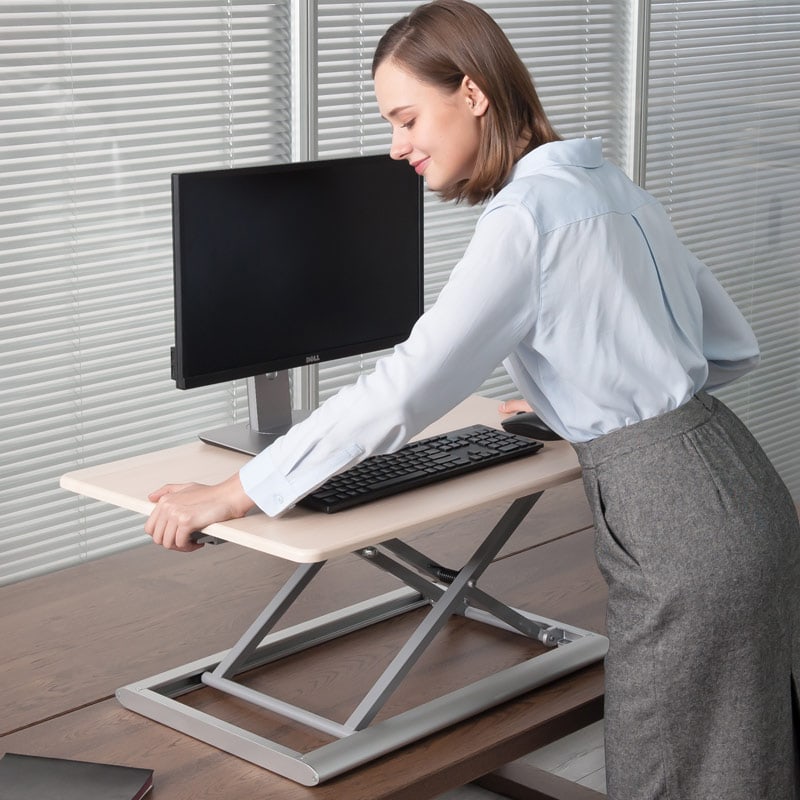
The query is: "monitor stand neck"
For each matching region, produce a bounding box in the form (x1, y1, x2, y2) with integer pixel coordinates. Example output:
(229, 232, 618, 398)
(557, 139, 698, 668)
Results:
(247, 372, 292, 434)
(198, 370, 311, 456)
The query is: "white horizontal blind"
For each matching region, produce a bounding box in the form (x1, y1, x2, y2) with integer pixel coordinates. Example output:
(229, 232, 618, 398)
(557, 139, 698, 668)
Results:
(646, 2, 800, 496)
(315, 1, 631, 403)
(1, 1, 291, 585)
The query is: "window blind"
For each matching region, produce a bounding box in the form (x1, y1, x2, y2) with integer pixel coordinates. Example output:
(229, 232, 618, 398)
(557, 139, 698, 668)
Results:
(12, 1, 795, 587)
(0, 1, 291, 585)
(645, 1, 800, 497)
(314, 0, 631, 403)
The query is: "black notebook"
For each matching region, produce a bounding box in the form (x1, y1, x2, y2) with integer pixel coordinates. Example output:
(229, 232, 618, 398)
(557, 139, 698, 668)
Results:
(0, 753, 153, 800)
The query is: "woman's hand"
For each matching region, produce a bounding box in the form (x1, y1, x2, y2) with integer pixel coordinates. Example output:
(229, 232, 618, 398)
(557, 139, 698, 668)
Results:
(145, 473, 255, 552)
(498, 398, 533, 417)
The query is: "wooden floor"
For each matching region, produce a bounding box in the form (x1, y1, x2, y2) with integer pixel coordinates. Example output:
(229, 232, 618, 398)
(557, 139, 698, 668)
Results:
(439, 722, 606, 799)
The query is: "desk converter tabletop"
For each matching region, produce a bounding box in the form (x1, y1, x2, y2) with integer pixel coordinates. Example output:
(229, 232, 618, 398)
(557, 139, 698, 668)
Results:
(60, 395, 581, 563)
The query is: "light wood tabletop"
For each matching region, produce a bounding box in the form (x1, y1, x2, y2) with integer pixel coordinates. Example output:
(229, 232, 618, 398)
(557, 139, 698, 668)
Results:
(60, 395, 582, 563)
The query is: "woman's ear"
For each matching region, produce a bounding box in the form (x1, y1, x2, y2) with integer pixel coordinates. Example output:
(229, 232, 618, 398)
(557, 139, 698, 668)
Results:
(461, 75, 489, 117)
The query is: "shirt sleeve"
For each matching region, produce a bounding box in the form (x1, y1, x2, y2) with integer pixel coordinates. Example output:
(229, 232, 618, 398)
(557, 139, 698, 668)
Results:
(689, 251, 760, 390)
(239, 202, 540, 516)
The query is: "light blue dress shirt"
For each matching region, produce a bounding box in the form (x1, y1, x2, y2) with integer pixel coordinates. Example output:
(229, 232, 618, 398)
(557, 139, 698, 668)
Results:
(240, 137, 759, 516)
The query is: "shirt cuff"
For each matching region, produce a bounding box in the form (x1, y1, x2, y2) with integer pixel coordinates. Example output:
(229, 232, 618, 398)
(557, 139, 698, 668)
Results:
(239, 449, 297, 517)
(239, 441, 366, 517)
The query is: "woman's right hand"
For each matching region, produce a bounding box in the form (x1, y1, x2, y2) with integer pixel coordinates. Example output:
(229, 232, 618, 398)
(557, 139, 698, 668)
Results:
(144, 473, 254, 552)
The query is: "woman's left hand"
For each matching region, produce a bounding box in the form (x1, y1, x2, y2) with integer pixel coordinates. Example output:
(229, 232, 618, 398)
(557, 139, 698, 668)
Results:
(498, 398, 533, 417)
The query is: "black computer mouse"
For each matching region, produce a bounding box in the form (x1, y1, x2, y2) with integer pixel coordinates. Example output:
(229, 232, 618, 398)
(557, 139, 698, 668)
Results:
(500, 411, 563, 441)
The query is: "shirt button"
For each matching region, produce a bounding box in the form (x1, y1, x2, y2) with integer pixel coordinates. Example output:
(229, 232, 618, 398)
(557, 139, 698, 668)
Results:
(274, 494, 283, 504)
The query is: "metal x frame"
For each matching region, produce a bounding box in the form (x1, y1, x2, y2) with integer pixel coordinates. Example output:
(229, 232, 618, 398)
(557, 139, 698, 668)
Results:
(116, 492, 608, 785)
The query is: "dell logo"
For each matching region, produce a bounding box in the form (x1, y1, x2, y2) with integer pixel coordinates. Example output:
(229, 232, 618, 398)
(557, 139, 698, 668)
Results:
(306, 354, 321, 364)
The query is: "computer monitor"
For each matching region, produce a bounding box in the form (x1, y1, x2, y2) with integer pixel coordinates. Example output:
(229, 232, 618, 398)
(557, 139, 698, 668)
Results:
(170, 154, 424, 454)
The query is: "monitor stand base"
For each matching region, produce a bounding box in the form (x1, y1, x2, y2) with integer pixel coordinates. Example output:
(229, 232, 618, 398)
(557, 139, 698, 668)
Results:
(199, 413, 311, 456)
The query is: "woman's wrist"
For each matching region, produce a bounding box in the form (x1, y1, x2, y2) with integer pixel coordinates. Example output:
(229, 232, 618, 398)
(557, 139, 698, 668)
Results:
(221, 472, 256, 518)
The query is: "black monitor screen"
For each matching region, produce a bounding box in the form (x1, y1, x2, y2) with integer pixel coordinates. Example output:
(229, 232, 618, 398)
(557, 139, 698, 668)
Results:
(172, 155, 423, 389)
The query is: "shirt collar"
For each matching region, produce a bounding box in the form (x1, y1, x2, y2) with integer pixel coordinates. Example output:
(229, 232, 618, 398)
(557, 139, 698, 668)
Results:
(506, 137, 604, 184)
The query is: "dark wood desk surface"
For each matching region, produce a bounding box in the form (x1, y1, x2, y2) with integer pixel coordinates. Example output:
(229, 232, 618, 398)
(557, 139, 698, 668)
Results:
(0, 480, 606, 799)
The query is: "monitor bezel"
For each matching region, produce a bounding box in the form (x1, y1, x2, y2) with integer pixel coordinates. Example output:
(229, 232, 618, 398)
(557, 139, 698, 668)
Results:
(171, 154, 424, 391)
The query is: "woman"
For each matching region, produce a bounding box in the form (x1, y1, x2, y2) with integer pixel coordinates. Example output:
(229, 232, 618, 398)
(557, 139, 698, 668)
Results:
(146, 1, 799, 796)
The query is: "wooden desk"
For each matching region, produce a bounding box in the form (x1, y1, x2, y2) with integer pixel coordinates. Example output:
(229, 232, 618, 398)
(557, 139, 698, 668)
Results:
(0, 482, 594, 738)
(0, 526, 606, 800)
(52, 396, 608, 790)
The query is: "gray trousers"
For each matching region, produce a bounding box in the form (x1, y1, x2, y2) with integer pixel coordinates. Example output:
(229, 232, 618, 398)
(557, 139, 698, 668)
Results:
(573, 392, 800, 800)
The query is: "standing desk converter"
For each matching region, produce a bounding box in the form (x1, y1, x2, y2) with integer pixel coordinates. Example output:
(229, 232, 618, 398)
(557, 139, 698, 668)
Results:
(60, 395, 608, 787)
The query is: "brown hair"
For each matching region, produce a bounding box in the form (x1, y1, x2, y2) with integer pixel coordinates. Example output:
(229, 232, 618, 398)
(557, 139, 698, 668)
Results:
(373, 0, 560, 205)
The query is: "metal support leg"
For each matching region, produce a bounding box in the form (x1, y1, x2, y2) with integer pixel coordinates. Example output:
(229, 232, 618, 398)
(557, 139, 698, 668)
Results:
(379, 523, 562, 643)
(212, 560, 325, 679)
(344, 493, 542, 731)
(380, 538, 462, 583)
(366, 507, 557, 644)
(358, 547, 444, 603)
(465, 585, 564, 645)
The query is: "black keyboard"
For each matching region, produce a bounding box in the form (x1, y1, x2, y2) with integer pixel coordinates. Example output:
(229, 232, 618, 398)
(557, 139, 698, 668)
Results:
(299, 424, 544, 513)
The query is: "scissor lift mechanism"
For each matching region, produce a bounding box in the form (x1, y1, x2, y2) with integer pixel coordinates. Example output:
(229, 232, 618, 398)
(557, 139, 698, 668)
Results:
(116, 492, 608, 785)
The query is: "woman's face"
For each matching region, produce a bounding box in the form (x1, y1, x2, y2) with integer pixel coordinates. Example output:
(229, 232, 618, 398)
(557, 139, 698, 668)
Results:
(374, 59, 485, 193)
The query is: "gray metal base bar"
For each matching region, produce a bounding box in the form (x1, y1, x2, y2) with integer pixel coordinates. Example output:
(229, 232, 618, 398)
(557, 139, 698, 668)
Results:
(116, 494, 608, 785)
